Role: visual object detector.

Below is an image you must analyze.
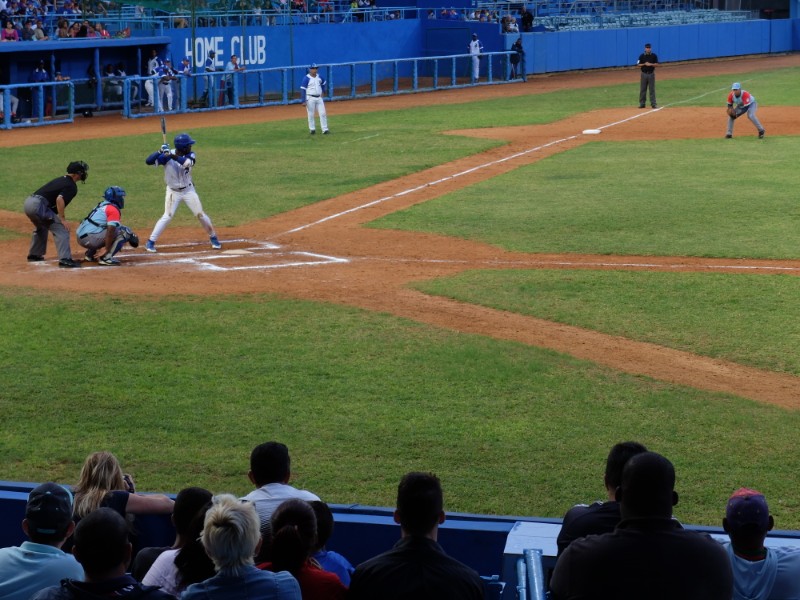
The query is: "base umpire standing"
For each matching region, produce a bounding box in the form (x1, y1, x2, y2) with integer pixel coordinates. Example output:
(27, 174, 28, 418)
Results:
(23, 161, 88, 268)
(636, 43, 658, 109)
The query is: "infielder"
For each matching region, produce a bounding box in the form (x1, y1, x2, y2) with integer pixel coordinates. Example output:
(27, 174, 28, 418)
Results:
(144, 133, 221, 252)
(76, 186, 139, 266)
(300, 63, 329, 135)
(23, 160, 88, 268)
(726, 82, 765, 139)
(469, 33, 483, 81)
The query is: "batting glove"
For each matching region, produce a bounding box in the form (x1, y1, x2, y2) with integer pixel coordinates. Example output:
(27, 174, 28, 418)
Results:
(160, 144, 171, 154)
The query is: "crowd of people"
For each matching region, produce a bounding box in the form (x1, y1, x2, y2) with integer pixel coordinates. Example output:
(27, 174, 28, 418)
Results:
(1, 441, 797, 600)
(0, 0, 130, 43)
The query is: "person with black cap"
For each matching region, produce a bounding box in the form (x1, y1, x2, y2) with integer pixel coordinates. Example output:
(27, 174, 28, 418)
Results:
(468, 33, 483, 81)
(636, 43, 658, 108)
(23, 161, 89, 268)
(723, 488, 800, 600)
(0, 482, 84, 600)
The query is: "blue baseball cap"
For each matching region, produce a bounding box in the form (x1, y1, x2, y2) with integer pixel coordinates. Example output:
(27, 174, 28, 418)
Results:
(726, 488, 769, 531)
(183, 56, 191, 62)
(309, 63, 318, 69)
(731, 82, 741, 90)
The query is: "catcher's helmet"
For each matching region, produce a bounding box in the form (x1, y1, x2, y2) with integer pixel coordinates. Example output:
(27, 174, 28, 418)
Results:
(103, 186, 126, 209)
(174, 133, 196, 152)
(66, 160, 89, 182)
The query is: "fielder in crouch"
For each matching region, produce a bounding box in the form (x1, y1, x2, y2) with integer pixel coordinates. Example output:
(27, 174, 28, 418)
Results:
(76, 186, 139, 266)
(300, 63, 329, 135)
(144, 133, 221, 252)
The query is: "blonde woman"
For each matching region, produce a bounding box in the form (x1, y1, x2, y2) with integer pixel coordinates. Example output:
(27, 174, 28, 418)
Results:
(182, 495, 301, 600)
(73, 451, 174, 520)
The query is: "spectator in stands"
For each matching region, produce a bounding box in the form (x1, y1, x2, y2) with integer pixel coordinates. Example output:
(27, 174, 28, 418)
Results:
(138, 489, 216, 595)
(33, 17, 48, 38)
(556, 441, 648, 558)
(2, 19, 19, 39)
(520, 6, 533, 31)
(427, 8, 434, 18)
(242, 441, 320, 540)
(258, 499, 347, 599)
(68, 21, 80, 36)
(309, 500, 355, 586)
(0, 483, 84, 600)
(31, 508, 175, 600)
(348, 472, 485, 600)
(55, 17, 68, 37)
(94, 20, 108, 36)
(550, 452, 733, 600)
(131, 486, 212, 581)
(181, 494, 301, 600)
(723, 488, 800, 599)
(72, 450, 174, 521)
(20, 18, 34, 39)
(221, 53, 245, 105)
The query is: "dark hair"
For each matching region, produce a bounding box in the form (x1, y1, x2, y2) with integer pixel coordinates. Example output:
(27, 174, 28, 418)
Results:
(173, 487, 213, 537)
(308, 501, 333, 551)
(605, 441, 648, 490)
(396, 472, 442, 536)
(269, 499, 317, 573)
(174, 501, 215, 588)
(250, 442, 290, 487)
(73, 507, 129, 575)
(620, 452, 675, 518)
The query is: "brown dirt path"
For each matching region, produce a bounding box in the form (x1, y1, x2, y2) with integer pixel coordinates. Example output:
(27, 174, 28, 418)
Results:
(3, 54, 800, 408)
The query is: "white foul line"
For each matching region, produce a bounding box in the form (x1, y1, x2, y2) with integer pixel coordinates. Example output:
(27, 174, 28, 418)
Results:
(278, 108, 670, 237)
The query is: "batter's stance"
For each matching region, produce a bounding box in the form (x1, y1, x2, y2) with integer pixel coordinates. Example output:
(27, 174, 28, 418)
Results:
(144, 133, 221, 252)
(300, 63, 329, 135)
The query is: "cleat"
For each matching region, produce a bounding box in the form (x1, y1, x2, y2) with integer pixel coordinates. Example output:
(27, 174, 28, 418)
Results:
(725, 134, 732, 139)
(145, 239, 157, 253)
(309, 130, 316, 135)
(58, 258, 81, 269)
(27, 255, 45, 262)
(98, 255, 121, 266)
(322, 130, 330, 135)
(758, 130, 765, 139)
(210, 235, 221, 249)
(638, 104, 645, 108)
(84, 250, 97, 262)
(651, 105, 658, 109)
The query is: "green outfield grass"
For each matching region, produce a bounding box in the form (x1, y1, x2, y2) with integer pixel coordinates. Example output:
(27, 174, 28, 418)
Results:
(2, 63, 800, 529)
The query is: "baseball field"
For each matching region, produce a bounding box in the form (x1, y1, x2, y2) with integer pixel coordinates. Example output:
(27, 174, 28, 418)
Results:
(2, 53, 800, 530)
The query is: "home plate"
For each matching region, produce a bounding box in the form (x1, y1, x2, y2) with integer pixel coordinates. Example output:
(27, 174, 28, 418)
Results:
(221, 249, 253, 255)
(582, 129, 601, 135)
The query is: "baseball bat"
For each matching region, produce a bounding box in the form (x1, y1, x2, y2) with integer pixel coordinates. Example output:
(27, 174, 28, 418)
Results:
(160, 116, 167, 146)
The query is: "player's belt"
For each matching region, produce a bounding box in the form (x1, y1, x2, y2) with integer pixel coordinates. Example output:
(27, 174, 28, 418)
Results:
(308, 94, 320, 97)
(170, 184, 191, 191)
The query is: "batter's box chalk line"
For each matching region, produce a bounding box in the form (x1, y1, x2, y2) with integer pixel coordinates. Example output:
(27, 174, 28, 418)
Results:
(131, 239, 349, 272)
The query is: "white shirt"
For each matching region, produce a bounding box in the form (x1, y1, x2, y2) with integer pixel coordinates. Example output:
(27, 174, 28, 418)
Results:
(302, 73, 324, 97)
(142, 548, 181, 596)
(242, 483, 320, 535)
(469, 38, 483, 55)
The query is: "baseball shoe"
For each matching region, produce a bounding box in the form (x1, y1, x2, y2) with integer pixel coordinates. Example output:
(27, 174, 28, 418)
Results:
(98, 255, 121, 266)
(309, 130, 316, 135)
(27, 255, 45, 262)
(145, 239, 157, 253)
(84, 249, 97, 262)
(210, 235, 221, 249)
(725, 134, 732, 139)
(323, 130, 330, 135)
(58, 258, 81, 269)
(638, 104, 645, 108)
(651, 105, 658, 108)
(758, 130, 765, 139)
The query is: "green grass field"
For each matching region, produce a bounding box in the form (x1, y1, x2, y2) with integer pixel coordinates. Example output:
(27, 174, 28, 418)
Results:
(3, 63, 800, 530)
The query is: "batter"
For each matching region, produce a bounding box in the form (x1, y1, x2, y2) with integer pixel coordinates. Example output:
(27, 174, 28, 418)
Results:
(144, 133, 221, 252)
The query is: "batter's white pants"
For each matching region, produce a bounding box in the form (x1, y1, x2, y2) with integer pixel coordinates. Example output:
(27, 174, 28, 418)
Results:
(149, 186, 216, 242)
(306, 97, 328, 132)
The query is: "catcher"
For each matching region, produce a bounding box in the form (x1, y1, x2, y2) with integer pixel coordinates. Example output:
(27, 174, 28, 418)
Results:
(725, 82, 765, 139)
(76, 186, 139, 266)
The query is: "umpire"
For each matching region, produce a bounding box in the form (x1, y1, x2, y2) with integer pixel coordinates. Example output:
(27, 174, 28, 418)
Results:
(636, 43, 658, 109)
(23, 161, 88, 268)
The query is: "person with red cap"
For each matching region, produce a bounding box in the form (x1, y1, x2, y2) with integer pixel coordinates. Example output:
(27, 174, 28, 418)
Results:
(723, 488, 800, 600)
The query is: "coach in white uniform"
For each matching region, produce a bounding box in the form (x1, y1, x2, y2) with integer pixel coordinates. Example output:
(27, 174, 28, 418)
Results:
(300, 63, 329, 135)
(469, 33, 483, 81)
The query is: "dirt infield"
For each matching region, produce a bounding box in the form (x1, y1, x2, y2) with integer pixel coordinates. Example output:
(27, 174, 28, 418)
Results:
(3, 54, 800, 408)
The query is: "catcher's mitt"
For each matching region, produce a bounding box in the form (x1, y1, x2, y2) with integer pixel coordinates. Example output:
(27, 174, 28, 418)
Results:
(727, 106, 738, 119)
(128, 232, 140, 248)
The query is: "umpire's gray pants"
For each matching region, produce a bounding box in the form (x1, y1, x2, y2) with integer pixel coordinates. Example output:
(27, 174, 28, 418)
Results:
(639, 72, 656, 107)
(23, 195, 73, 261)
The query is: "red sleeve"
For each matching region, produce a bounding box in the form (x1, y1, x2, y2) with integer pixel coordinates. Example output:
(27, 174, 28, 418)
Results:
(726, 92, 733, 104)
(104, 204, 121, 221)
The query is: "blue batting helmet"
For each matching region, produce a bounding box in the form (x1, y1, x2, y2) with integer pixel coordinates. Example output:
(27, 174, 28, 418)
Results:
(174, 133, 196, 151)
(103, 186, 126, 209)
